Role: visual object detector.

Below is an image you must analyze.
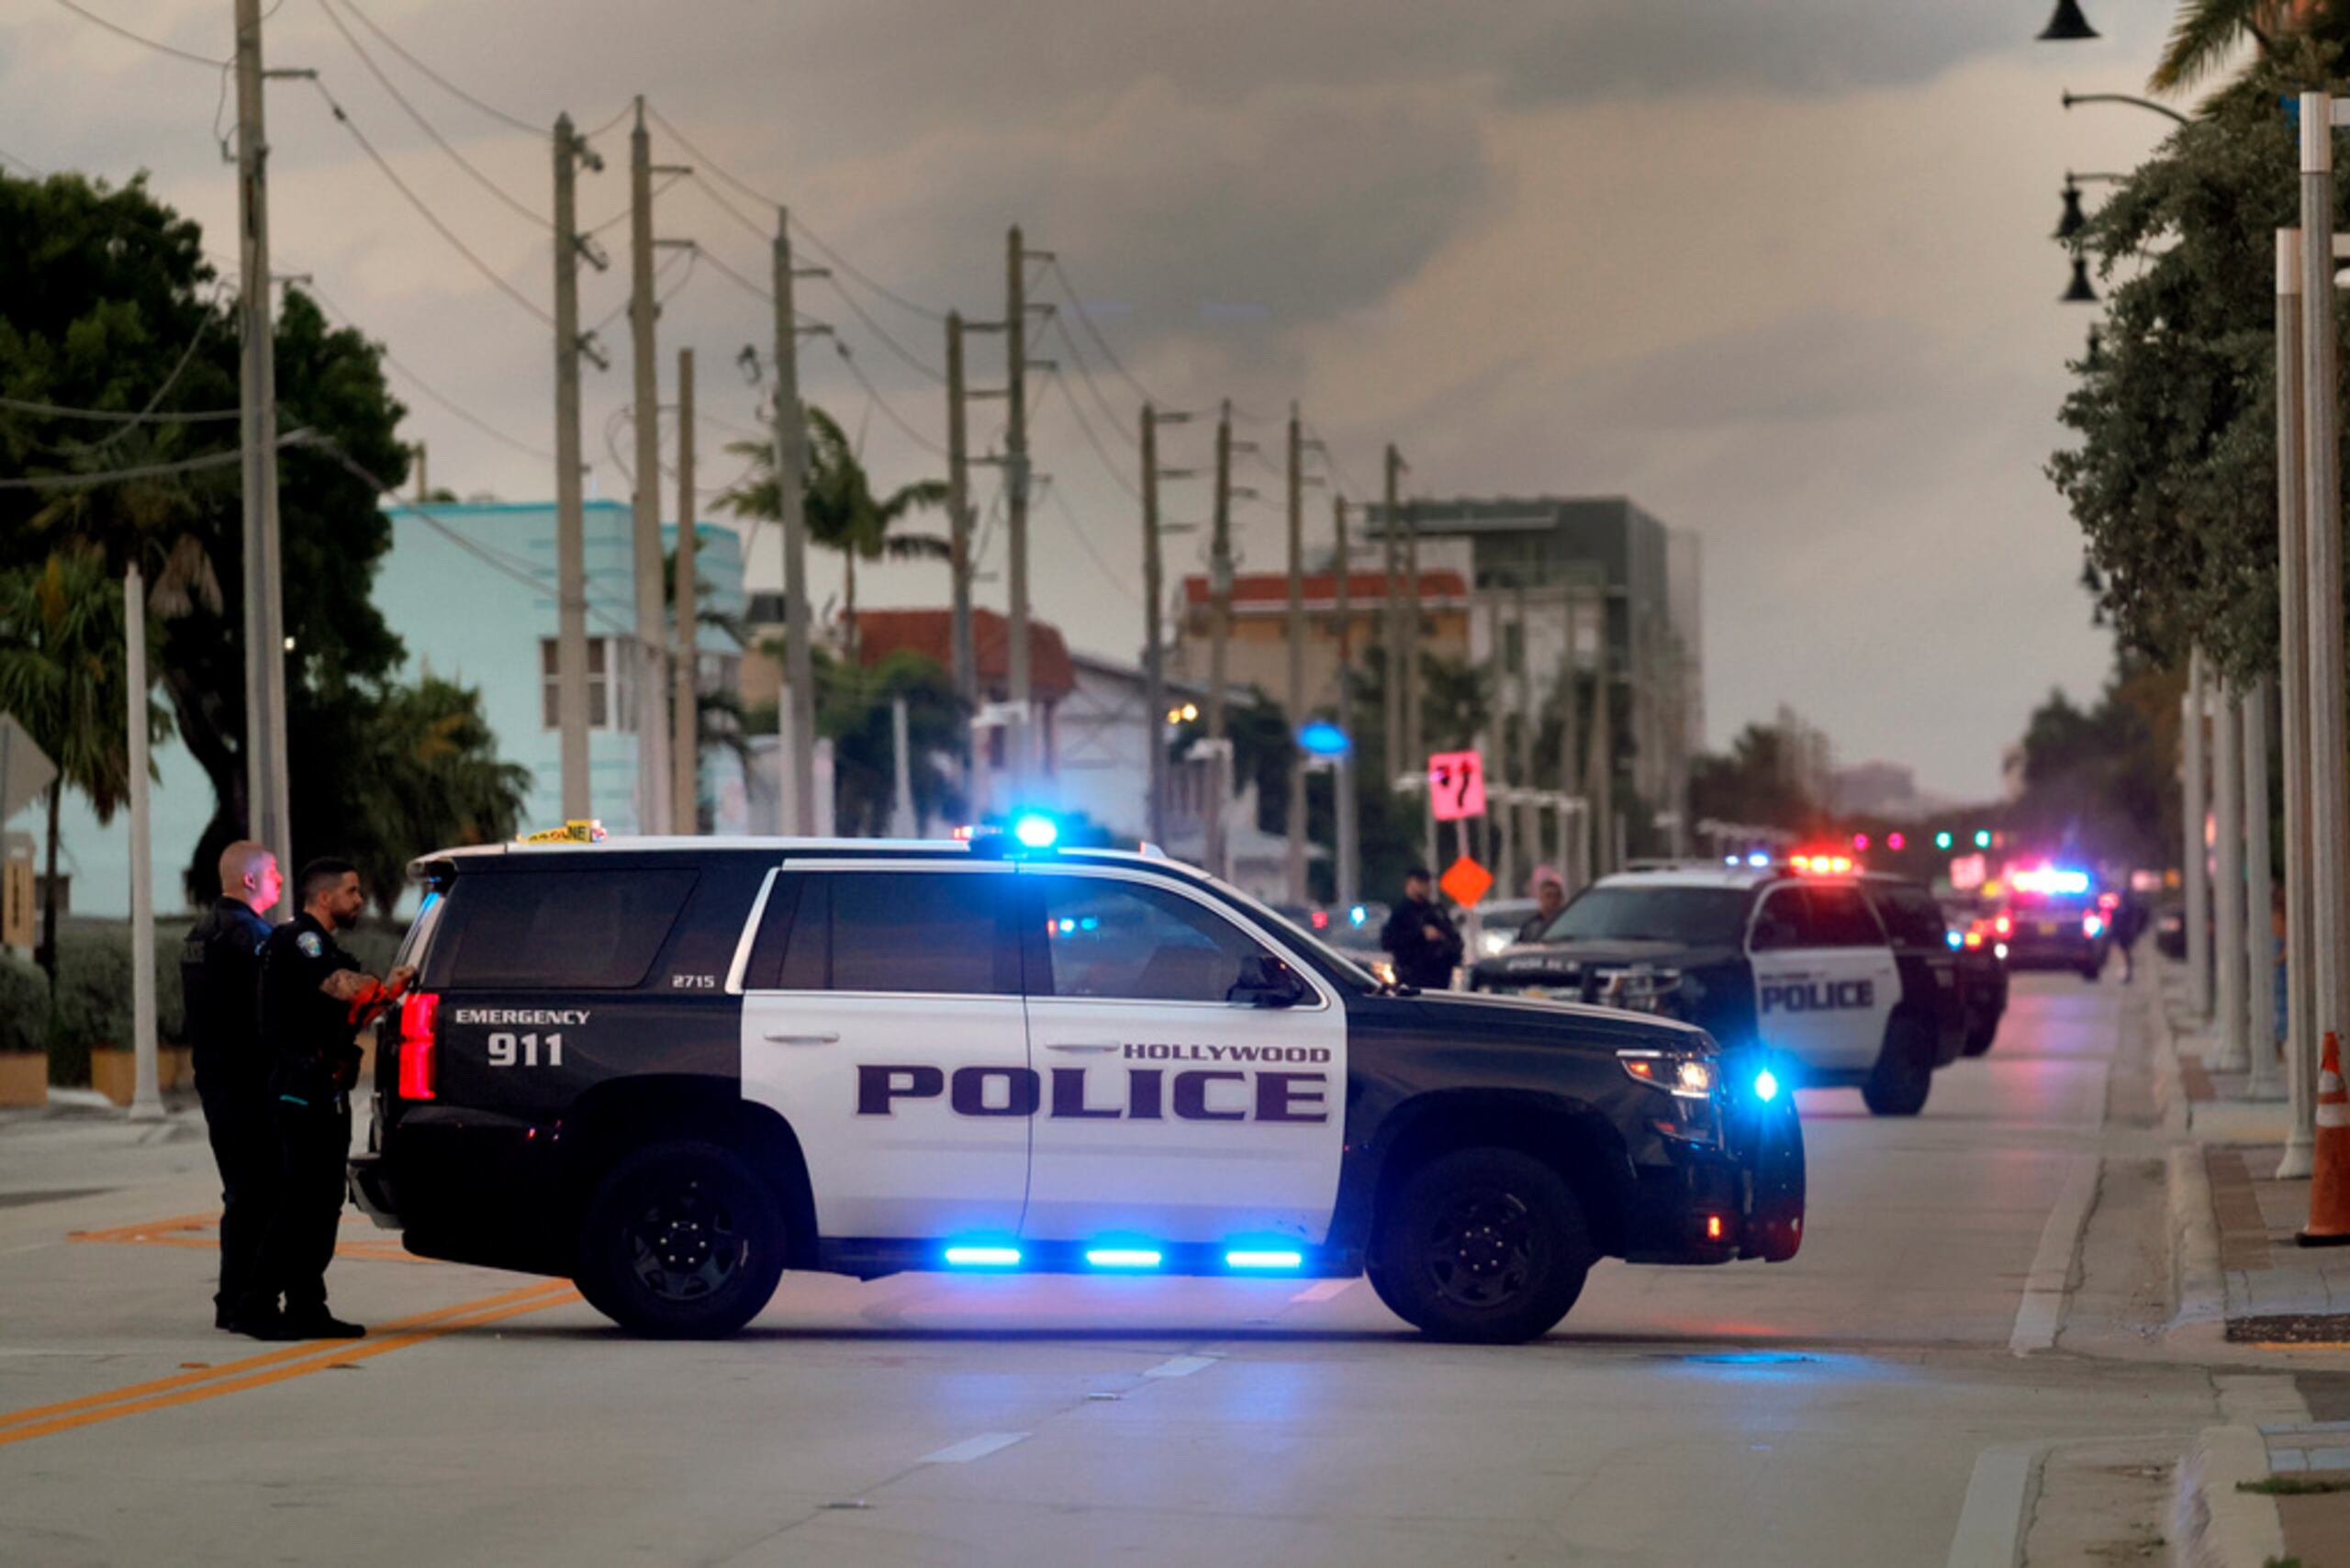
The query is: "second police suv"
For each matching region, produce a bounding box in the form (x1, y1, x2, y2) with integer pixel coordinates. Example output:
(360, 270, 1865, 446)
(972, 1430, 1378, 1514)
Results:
(349, 821, 1804, 1344)
(1468, 857, 1979, 1117)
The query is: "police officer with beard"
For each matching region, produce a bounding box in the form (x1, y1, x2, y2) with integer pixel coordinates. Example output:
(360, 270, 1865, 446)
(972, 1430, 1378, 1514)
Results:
(239, 858, 409, 1339)
(180, 840, 282, 1332)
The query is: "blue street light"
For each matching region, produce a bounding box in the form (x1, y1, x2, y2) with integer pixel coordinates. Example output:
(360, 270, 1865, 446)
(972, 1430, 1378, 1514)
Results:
(1298, 721, 1350, 757)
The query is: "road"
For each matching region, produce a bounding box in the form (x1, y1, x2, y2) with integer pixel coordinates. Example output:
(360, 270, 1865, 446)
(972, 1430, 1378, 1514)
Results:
(0, 976, 2230, 1566)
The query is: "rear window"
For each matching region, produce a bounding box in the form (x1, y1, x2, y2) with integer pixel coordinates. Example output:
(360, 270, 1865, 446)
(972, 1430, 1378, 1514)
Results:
(1540, 885, 1754, 946)
(437, 868, 698, 991)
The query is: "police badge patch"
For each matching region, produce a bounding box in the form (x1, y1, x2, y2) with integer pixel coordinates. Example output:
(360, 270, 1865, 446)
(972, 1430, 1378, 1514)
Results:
(297, 931, 323, 958)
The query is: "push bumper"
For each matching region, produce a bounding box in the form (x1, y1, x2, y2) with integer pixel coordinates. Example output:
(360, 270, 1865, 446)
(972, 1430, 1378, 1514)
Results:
(1621, 1077, 1805, 1266)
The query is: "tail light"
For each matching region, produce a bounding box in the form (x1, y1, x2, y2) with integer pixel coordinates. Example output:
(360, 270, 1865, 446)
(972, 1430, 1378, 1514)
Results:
(397, 991, 440, 1101)
(1994, 915, 2012, 937)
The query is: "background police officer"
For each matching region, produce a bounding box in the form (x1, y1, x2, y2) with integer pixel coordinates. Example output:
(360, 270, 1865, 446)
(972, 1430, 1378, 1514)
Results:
(180, 840, 281, 1332)
(1382, 867, 1462, 990)
(241, 857, 408, 1340)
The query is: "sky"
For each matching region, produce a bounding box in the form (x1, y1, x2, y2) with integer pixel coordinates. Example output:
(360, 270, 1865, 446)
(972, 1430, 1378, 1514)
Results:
(1, 0, 2202, 801)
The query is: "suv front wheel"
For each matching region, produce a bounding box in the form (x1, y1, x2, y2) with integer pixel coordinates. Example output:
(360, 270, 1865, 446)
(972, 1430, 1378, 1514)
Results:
(1367, 1147, 1595, 1344)
(576, 1139, 787, 1338)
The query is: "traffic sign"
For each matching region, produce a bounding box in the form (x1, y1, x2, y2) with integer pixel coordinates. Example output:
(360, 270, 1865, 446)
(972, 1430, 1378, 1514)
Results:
(1440, 855, 1494, 907)
(1427, 749, 1485, 821)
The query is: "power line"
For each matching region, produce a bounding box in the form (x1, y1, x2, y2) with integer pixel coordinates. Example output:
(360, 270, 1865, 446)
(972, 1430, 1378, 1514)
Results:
(1033, 369, 1141, 505)
(1303, 420, 1371, 501)
(0, 146, 47, 176)
(642, 103, 946, 323)
(820, 274, 946, 385)
(827, 341, 949, 459)
(315, 0, 549, 230)
(304, 78, 554, 328)
(696, 245, 773, 306)
(582, 173, 677, 240)
(304, 279, 555, 462)
(589, 243, 693, 335)
(0, 430, 311, 491)
(1045, 312, 1138, 452)
(580, 101, 634, 140)
(1040, 477, 1141, 607)
(0, 391, 239, 423)
(332, 0, 542, 137)
(49, 0, 225, 70)
(1046, 256, 1156, 409)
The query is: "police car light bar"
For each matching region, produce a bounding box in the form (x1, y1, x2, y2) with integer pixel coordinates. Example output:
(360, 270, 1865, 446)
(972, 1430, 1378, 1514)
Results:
(2012, 867, 2091, 894)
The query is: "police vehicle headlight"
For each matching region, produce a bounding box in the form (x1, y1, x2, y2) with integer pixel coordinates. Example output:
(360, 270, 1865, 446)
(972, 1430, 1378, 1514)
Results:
(1617, 1047, 1718, 1100)
(1479, 928, 1513, 958)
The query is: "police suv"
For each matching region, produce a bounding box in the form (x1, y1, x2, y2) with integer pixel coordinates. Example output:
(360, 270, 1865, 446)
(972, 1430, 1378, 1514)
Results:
(1467, 862, 1967, 1116)
(348, 827, 1804, 1344)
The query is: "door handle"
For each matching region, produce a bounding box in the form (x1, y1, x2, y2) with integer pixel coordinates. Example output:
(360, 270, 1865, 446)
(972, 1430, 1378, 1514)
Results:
(761, 1031, 840, 1046)
(1043, 1040, 1121, 1053)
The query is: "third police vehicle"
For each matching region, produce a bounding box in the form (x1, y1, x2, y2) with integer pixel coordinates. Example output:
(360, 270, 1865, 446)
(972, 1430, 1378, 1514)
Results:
(348, 823, 1804, 1345)
(1467, 859, 1969, 1116)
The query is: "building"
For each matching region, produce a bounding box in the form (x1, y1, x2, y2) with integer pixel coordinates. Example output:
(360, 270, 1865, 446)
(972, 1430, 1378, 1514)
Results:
(1366, 496, 1704, 824)
(27, 499, 744, 916)
(1829, 760, 1926, 819)
(1773, 704, 1835, 808)
(848, 607, 1077, 823)
(1169, 567, 1471, 719)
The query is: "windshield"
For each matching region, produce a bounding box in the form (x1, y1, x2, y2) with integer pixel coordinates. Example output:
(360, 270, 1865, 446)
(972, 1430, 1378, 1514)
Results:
(1209, 880, 1386, 994)
(1535, 885, 1755, 947)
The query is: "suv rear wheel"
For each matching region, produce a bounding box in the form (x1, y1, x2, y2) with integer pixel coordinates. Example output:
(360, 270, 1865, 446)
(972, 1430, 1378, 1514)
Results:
(576, 1139, 787, 1338)
(1367, 1147, 1595, 1344)
(1861, 1018, 1932, 1116)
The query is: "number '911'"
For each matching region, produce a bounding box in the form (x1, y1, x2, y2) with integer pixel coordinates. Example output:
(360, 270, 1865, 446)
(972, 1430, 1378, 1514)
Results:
(487, 1031, 564, 1069)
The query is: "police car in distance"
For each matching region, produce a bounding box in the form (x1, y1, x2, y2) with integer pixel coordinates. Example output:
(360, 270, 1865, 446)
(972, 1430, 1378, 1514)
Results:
(1467, 859, 1970, 1116)
(1994, 867, 2111, 979)
(347, 821, 1804, 1343)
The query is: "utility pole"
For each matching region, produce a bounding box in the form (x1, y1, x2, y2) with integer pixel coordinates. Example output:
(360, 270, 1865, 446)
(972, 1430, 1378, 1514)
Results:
(1004, 226, 1035, 794)
(1142, 404, 1168, 847)
(2299, 91, 2349, 1085)
(1483, 585, 1510, 891)
(672, 345, 699, 834)
(946, 311, 976, 711)
(552, 112, 601, 822)
(1334, 494, 1360, 913)
(1587, 644, 1614, 879)
(1561, 591, 1583, 890)
(234, 0, 290, 916)
(412, 442, 427, 504)
(2277, 227, 2317, 1175)
(774, 208, 817, 834)
(1206, 399, 1234, 881)
(629, 98, 673, 836)
(2185, 647, 2210, 1020)
(1515, 573, 1537, 881)
(1382, 444, 1404, 785)
(1401, 487, 1422, 772)
(1284, 404, 1307, 904)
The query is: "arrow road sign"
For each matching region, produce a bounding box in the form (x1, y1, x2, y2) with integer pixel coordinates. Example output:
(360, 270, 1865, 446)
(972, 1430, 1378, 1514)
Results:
(1427, 749, 1485, 822)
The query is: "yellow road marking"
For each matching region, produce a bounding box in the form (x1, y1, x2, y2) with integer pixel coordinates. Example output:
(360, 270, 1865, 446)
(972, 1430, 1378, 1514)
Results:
(0, 1280, 576, 1443)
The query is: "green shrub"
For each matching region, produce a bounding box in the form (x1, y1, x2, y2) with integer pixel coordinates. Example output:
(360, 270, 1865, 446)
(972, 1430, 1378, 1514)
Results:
(0, 954, 47, 1055)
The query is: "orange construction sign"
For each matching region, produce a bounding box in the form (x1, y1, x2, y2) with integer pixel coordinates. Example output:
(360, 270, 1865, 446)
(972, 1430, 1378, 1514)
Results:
(1440, 855, 1494, 908)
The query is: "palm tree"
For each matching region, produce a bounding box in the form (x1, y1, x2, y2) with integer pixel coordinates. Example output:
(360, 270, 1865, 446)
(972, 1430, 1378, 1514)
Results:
(717, 403, 951, 667)
(2153, 0, 2340, 92)
(0, 549, 172, 979)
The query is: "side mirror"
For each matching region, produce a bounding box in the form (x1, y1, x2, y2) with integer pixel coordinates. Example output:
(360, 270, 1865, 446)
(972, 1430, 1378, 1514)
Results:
(1230, 954, 1310, 1008)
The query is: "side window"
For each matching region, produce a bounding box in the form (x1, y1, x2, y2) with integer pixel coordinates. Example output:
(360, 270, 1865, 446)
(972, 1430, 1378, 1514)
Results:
(827, 872, 1018, 995)
(1030, 876, 1275, 1002)
(1807, 885, 1886, 948)
(1873, 885, 1948, 947)
(438, 869, 698, 990)
(740, 874, 807, 991)
(1750, 888, 1813, 953)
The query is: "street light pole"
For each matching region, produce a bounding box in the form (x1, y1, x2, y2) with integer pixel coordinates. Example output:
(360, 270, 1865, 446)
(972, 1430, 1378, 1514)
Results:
(2278, 227, 2318, 1175)
(2300, 91, 2350, 1080)
(2186, 647, 2210, 1022)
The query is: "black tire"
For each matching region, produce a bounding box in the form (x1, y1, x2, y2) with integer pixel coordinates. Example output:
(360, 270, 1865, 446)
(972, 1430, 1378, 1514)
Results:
(1861, 1018, 1933, 1116)
(576, 1139, 787, 1339)
(1961, 1014, 1997, 1058)
(1366, 1147, 1595, 1344)
(2079, 954, 2103, 981)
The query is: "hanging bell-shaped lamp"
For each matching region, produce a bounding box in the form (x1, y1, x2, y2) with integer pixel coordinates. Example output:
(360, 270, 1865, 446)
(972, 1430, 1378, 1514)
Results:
(2038, 0, 2099, 40)
(2055, 183, 2088, 241)
(2063, 254, 2099, 304)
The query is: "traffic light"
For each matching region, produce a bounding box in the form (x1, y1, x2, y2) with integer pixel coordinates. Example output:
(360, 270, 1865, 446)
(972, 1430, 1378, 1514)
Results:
(1974, 829, 1991, 848)
(1887, 831, 1906, 851)
(1935, 831, 1953, 850)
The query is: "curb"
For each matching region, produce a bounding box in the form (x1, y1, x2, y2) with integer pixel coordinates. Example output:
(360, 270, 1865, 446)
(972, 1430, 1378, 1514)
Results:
(2169, 1426, 2285, 1568)
(2166, 1145, 2228, 1341)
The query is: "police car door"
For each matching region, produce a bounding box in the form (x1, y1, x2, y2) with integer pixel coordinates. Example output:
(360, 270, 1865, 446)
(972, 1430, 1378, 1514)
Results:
(1747, 883, 1898, 1074)
(1017, 868, 1347, 1247)
(733, 863, 1030, 1239)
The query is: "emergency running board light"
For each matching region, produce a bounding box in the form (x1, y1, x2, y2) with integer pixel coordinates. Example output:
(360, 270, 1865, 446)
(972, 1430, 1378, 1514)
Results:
(1083, 1249, 1163, 1270)
(1225, 1250, 1304, 1271)
(943, 1245, 1022, 1268)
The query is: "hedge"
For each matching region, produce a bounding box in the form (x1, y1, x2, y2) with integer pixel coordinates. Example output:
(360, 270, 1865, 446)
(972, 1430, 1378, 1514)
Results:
(0, 953, 46, 1055)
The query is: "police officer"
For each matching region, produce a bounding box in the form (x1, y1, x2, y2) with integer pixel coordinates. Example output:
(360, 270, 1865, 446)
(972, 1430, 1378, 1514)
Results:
(1516, 875, 1567, 945)
(180, 840, 281, 1332)
(1381, 866, 1463, 991)
(241, 857, 408, 1340)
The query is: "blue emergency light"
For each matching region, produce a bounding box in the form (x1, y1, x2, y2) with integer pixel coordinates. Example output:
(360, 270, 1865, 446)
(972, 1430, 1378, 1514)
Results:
(1298, 720, 1350, 757)
(1012, 813, 1060, 849)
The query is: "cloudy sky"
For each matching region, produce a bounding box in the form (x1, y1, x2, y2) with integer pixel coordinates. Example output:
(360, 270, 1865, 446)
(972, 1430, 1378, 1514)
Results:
(4, 1, 2199, 800)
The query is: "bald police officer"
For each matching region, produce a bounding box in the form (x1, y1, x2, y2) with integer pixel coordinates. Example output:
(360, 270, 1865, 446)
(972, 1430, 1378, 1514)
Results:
(180, 840, 282, 1331)
(239, 858, 408, 1339)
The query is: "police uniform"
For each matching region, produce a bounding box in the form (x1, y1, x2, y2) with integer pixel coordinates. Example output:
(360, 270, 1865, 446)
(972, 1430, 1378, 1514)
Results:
(179, 896, 275, 1327)
(1381, 894, 1462, 991)
(247, 911, 364, 1327)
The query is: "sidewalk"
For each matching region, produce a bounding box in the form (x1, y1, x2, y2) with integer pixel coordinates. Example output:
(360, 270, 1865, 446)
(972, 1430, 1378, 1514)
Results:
(2150, 960, 2350, 1566)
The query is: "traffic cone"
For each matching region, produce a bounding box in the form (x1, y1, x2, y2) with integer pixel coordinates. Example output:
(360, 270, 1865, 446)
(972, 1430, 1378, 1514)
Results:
(2299, 1032, 2350, 1247)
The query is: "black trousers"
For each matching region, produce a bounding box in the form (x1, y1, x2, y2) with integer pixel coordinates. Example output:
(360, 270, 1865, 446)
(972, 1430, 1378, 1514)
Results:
(245, 1095, 352, 1319)
(195, 1076, 278, 1320)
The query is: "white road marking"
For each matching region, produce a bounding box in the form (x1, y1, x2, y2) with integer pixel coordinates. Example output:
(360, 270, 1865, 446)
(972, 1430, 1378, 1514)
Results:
(1289, 1278, 1354, 1304)
(2009, 1155, 2098, 1357)
(918, 1431, 1031, 1465)
(1945, 1441, 2041, 1568)
(1142, 1354, 1217, 1379)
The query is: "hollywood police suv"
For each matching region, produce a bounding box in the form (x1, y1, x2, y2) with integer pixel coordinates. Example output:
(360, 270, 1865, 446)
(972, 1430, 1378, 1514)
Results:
(348, 821, 1805, 1344)
(1468, 859, 1970, 1117)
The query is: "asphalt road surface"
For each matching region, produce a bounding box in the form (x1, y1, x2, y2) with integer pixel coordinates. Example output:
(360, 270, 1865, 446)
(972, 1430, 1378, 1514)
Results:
(0, 975, 2229, 1566)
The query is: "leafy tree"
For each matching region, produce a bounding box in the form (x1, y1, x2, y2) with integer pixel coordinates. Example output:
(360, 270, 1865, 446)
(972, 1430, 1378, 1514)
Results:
(340, 674, 531, 911)
(2004, 663, 2184, 868)
(1688, 723, 1820, 837)
(718, 406, 950, 657)
(0, 550, 171, 977)
(802, 645, 968, 835)
(2154, 1, 2344, 92)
